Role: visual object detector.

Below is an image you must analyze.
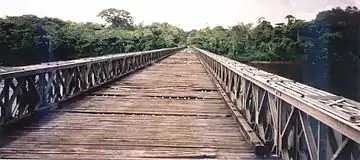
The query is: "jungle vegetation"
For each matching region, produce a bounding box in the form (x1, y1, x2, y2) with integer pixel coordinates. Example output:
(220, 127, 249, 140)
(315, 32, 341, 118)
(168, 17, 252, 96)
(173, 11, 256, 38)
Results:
(0, 6, 359, 66)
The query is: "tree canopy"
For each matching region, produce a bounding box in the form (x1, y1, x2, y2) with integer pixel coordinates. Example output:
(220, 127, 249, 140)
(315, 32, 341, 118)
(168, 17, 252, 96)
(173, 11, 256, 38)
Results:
(0, 10, 186, 66)
(1, 6, 360, 67)
(187, 6, 360, 64)
(186, 17, 305, 61)
(97, 8, 134, 29)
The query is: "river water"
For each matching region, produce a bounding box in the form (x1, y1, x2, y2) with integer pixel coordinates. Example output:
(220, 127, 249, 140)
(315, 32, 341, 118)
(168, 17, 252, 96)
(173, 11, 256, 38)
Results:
(250, 62, 360, 102)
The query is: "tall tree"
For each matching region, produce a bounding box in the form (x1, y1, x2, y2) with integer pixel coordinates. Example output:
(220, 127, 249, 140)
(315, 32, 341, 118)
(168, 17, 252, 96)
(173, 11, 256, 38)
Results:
(285, 15, 296, 25)
(97, 8, 134, 29)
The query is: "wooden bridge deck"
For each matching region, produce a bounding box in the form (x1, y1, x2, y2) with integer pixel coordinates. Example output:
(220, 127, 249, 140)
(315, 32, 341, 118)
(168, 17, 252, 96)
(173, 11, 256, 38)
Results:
(0, 50, 256, 159)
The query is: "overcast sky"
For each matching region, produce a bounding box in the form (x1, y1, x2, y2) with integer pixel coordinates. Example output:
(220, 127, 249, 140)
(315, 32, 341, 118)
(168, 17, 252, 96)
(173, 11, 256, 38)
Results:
(0, 0, 359, 30)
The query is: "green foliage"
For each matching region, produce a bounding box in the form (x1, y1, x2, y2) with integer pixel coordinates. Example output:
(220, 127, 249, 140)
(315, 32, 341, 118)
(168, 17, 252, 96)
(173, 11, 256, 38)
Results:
(188, 6, 360, 64)
(187, 17, 307, 62)
(0, 12, 186, 66)
(315, 6, 360, 63)
(1, 6, 360, 66)
(97, 8, 134, 29)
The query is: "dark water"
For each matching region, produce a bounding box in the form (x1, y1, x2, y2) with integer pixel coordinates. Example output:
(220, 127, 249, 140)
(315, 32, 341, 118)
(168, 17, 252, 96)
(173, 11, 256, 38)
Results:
(250, 63, 303, 83)
(250, 63, 360, 102)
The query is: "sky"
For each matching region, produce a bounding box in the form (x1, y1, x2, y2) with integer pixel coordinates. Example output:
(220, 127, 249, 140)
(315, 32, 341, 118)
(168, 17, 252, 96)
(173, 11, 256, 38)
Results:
(0, 0, 359, 31)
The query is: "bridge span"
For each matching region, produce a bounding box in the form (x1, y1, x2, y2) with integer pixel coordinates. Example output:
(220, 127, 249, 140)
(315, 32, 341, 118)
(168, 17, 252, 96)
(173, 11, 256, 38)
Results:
(1, 47, 360, 160)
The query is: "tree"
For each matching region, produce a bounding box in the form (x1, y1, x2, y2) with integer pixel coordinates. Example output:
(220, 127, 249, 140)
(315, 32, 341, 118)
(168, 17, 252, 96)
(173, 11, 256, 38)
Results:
(97, 8, 134, 29)
(285, 15, 296, 25)
(257, 17, 265, 24)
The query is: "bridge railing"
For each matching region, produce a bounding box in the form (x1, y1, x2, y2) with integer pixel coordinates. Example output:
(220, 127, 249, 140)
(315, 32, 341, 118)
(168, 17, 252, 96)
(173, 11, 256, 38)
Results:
(0, 47, 183, 126)
(194, 47, 360, 160)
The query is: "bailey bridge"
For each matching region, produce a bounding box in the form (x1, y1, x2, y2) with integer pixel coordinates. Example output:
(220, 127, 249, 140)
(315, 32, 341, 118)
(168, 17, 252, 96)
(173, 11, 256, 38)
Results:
(0, 47, 360, 160)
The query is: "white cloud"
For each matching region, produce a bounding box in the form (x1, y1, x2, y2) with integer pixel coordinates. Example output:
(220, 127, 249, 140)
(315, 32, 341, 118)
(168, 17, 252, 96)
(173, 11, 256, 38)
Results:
(0, 0, 358, 30)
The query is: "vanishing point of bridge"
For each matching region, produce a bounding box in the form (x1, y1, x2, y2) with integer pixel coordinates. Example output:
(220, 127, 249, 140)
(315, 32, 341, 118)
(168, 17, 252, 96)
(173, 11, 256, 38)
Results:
(1, 47, 360, 160)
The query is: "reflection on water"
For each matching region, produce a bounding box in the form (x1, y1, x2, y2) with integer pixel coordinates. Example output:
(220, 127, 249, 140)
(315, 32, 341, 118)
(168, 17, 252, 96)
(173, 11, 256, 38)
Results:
(250, 62, 360, 102)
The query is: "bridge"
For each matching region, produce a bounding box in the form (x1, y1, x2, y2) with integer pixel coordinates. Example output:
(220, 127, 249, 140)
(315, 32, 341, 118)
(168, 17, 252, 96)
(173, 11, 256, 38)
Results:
(0, 47, 360, 160)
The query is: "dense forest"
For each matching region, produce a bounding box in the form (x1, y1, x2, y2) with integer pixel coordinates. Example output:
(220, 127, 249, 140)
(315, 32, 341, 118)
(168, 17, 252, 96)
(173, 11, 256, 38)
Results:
(0, 6, 360, 66)
(0, 8, 186, 66)
(188, 6, 360, 63)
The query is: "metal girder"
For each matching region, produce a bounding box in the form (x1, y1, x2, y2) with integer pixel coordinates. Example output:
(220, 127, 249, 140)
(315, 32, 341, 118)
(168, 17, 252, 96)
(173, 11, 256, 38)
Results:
(194, 47, 360, 160)
(0, 47, 183, 126)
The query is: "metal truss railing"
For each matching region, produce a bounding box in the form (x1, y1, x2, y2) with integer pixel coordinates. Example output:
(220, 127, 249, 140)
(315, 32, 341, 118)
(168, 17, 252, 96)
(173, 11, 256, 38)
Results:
(0, 47, 183, 126)
(195, 47, 360, 160)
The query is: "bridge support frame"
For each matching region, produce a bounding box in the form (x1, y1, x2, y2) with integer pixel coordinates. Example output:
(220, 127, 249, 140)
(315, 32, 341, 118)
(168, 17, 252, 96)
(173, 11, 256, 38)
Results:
(0, 47, 183, 126)
(194, 47, 360, 160)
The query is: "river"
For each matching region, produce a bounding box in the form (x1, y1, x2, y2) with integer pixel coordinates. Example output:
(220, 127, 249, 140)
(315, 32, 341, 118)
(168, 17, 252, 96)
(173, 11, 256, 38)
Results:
(250, 62, 360, 102)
